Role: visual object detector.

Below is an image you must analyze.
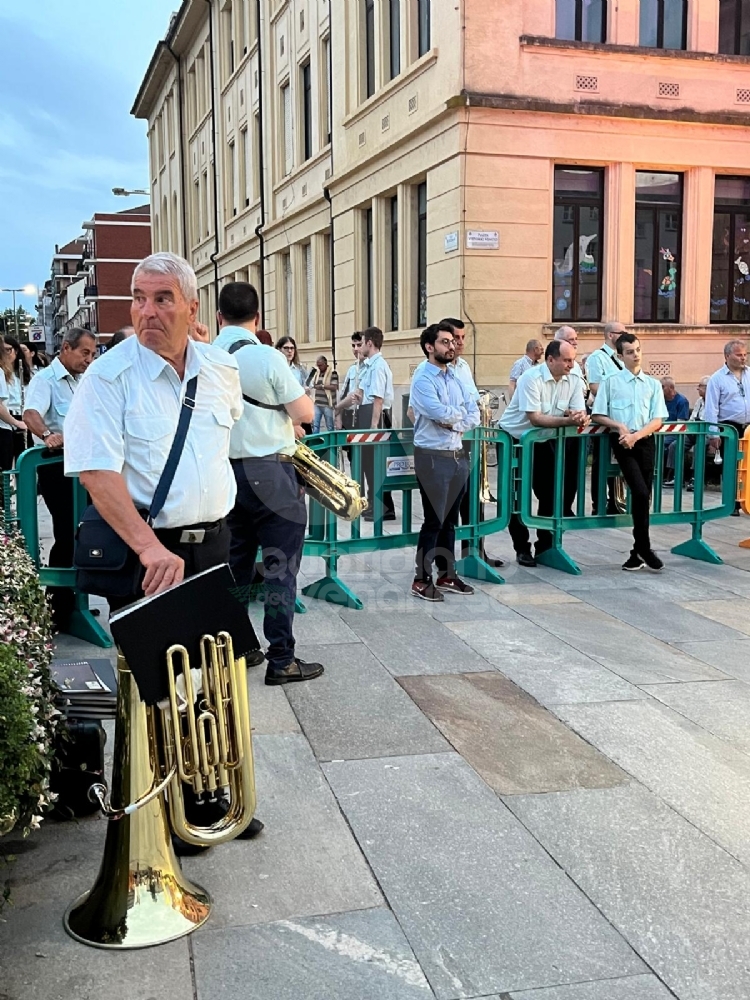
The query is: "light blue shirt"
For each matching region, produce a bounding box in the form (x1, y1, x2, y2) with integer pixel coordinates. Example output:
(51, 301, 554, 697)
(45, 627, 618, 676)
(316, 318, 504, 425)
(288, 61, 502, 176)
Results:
(704, 364, 750, 429)
(213, 324, 261, 352)
(409, 362, 480, 450)
(216, 340, 304, 458)
(592, 368, 668, 432)
(24, 357, 80, 435)
(359, 352, 394, 409)
(509, 355, 534, 383)
(412, 357, 480, 403)
(500, 363, 586, 439)
(585, 344, 623, 387)
(288, 363, 308, 388)
(340, 361, 362, 399)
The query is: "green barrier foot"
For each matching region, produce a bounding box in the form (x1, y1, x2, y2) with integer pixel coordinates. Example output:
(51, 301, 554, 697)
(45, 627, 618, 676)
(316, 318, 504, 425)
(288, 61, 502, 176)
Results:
(671, 537, 723, 564)
(535, 546, 582, 575)
(302, 575, 363, 610)
(455, 554, 504, 585)
(295, 597, 307, 614)
(66, 608, 114, 649)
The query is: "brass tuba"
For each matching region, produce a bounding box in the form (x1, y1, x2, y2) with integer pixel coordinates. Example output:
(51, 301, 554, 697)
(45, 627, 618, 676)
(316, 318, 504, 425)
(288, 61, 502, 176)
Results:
(64, 632, 256, 949)
(293, 441, 368, 521)
(478, 390, 500, 504)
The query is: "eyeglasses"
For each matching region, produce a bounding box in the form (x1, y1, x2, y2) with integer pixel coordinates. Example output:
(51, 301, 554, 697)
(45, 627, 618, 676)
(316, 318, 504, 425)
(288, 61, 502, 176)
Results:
(281, 345, 294, 351)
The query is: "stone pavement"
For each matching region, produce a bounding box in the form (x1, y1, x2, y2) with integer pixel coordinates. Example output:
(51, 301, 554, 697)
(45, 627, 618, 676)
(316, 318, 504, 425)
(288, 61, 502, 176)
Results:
(4, 508, 750, 999)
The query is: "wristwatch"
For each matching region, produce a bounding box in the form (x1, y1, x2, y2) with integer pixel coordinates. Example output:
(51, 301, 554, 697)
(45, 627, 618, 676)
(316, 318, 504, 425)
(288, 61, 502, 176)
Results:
(42, 430, 52, 439)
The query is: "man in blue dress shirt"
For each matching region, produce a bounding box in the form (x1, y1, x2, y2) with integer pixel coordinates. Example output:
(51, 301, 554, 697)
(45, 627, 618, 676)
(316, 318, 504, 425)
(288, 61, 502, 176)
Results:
(409, 322, 480, 602)
(661, 377, 690, 486)
(704, 339, 750, 513)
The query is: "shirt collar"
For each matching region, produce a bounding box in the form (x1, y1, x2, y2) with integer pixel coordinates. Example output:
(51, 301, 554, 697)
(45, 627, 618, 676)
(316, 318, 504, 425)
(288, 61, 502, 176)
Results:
(602, 344, 615, 356)
(540, 365, 568, 384)
(51, 357, 73, 381)
(364, 351, 381, 368)
(426, 362, 456, 380)
(138, 338, 201, 383)
(626, 369, 647, 382)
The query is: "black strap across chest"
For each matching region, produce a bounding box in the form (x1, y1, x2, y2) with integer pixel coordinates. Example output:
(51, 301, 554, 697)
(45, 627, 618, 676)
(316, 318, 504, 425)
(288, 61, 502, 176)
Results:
(227, 338, 287, 412)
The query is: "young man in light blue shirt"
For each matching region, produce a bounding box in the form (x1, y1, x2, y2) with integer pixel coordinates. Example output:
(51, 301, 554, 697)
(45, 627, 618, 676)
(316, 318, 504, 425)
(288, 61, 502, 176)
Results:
(592, 332, 668, 571)
(354, 326, 395, 520)
(409, 322, 480, 602)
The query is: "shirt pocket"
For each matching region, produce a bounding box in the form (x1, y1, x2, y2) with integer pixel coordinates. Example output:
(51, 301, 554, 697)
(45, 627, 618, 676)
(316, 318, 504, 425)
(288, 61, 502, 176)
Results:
(124, 415, 174, 473)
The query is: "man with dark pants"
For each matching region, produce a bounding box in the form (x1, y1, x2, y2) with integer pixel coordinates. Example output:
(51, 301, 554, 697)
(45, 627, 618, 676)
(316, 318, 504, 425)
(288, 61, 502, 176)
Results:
(215, 281, 323, 686)
(500, 340, 588, 566)
(409, 322, 479, 602)
(592, 332, 668, 571)
(704, 338, 750, 514)
(65, 253, 268, 852)
(23, 326, 97, 629)
(355, 327, 396, 521)
(586, 321, 626, 513)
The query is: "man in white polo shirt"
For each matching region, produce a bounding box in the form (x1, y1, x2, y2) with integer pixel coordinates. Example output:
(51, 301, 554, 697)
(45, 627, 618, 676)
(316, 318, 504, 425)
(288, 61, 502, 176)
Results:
(500, 340, 588, 566)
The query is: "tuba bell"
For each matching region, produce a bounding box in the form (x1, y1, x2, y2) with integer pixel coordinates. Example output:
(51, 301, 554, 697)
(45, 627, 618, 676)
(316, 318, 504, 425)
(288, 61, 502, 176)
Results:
(292, 440, 368, 521)
(64, 631, 256, 949)
(478, 390, 500, 504)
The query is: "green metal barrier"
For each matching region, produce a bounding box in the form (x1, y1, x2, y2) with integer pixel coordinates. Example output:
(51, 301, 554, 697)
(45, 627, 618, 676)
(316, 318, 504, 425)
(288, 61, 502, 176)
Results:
(13, 447, 112, 648)
(518, 421, 739, 574)
(300, 426, 514, 608)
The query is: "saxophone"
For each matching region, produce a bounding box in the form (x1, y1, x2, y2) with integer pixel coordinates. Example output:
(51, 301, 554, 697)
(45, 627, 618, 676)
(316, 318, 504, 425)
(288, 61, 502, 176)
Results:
(292, 442, 368, 521)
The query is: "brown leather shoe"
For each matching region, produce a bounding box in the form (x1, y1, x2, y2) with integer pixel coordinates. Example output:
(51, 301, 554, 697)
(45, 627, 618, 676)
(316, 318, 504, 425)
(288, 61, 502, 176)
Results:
(265, 658, 324, 685)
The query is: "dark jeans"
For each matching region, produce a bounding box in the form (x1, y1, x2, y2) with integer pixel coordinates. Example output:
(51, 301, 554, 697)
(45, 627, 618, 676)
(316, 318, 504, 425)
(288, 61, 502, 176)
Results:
(611, 435, 655, 555)
(228, 457, 306, 672)
(590, 436, 617, 512)
(414, 449, 468, 581)
(107, 520, 231, 614)
(361, 409, 394, 515)
(509, 439, 576, 556)
(37, 458, 76, 624)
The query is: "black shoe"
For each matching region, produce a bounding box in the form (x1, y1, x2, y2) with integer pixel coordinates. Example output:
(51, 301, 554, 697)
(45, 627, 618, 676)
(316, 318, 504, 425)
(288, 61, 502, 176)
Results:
(363, 510, 396, 522)
(235, 816, 265, 840)
(265, 658, 325, 685)
(172, 833, 210, 857)
(605, 502, 619, 515)
(622, 552, 644, 572)
(639, 549, 664, 572)
(732, 507, 741, 517)
(435, 575, 474, 595)
(245, 649, 266, 667)
(411, 579, 444, 602)
(516, 552, 536, 568)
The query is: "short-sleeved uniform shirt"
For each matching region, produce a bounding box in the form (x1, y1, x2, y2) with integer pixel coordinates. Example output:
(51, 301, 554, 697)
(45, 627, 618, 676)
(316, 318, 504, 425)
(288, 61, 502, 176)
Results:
(592, 368, 668, 432)
(500, 364, 586, 439)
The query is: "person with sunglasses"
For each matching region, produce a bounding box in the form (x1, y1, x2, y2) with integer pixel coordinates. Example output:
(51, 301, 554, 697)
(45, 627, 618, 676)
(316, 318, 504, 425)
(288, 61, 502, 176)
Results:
(705, 339, 750, 514)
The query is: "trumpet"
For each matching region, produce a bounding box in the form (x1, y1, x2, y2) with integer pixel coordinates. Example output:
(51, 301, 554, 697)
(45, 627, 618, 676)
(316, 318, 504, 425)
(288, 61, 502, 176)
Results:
(64, 632, 256, 949)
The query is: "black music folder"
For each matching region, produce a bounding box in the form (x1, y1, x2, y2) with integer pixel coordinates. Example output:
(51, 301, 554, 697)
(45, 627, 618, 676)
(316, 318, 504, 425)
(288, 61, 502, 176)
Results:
(109, 564, 260, 705)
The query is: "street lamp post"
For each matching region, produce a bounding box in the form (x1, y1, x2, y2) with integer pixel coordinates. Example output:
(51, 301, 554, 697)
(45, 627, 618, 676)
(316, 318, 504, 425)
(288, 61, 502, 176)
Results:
(0, 284, 37, 339)
(112, 188, 149, 197)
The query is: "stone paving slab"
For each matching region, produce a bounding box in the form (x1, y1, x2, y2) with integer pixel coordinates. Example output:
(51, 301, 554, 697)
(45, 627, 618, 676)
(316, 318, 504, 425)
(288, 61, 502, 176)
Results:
(556, 699, 750, 865)
(399, 672, 627, 794)
(324, 753, 646, 1000)
(184, 733, 382, 929)
(247, 662, 301, 735)
(668, 558, 750, 598)
(248, 598, 362, 646)
(445, 618, 647, 705)
(672, 638, 750, 681)
(508, 975, 675, 999)
(642, 678, 750, 755)
(578, 588, 745, 642)
(508, 783, 750, 1000)
(511, 603, 729, 684)
(481, 583, 581, 606)
(427, 590, 518, 622)
(680, 598, 750, 635)
(192, 908, 434, 1000)
(342, 611, 493, 677)
(286, 642, 449, 761)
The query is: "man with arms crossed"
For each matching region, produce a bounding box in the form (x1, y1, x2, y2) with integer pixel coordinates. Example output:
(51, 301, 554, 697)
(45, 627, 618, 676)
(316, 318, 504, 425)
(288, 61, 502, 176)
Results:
(592, 332, 668, 571)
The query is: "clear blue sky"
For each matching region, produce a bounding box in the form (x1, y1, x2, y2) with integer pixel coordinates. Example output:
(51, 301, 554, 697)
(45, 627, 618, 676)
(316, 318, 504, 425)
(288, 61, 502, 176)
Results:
(0, 0, 177, 314)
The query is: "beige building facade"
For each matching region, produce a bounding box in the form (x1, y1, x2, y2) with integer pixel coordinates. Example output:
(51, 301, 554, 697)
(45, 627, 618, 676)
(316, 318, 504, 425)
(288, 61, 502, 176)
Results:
(134, 0, 750, 396)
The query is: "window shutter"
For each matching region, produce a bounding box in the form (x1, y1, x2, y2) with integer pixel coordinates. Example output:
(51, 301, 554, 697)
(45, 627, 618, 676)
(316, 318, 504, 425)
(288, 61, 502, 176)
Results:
(283, 85, 293, 176)
(304, 244, 313, 340)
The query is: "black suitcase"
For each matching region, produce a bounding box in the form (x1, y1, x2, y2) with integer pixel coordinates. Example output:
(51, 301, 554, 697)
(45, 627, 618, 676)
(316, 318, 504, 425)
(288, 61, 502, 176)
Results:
(50, 720, 106, 819)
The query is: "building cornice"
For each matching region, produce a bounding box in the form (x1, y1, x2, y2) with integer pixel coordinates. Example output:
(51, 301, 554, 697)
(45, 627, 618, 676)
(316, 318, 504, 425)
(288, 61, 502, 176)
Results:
(520, 34, 750, 67)
(457, 90, 750, 128)
(131, 0, 207, 119)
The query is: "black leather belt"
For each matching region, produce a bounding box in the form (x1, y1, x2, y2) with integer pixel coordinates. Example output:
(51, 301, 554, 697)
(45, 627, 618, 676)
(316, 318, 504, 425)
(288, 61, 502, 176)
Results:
(153, 518, 224, 545)
(231, 453, 294, 464)
(414, 446, 465, 460)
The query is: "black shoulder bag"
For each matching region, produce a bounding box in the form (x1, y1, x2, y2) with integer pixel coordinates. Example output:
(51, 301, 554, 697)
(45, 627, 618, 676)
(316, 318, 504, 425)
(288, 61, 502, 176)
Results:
(74, 375, 199, 598)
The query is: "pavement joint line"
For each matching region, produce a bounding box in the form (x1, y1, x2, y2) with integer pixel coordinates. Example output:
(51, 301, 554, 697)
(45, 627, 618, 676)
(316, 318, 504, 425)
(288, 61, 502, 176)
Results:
(188, 934, 198, 1000)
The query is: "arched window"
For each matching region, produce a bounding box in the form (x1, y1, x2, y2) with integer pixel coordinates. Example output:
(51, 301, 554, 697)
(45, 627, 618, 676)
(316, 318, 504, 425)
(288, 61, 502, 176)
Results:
(556, 0, 607, 42)
(640, 0, 687, 50)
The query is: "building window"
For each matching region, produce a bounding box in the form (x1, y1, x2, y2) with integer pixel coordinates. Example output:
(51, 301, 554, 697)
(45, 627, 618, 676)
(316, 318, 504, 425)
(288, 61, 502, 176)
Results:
(202, 170, 210, 238)
(711, 177, 750, 324)
(281, 82, 293, 176)
(320, 36, 331, 146)
(389, 0, 401, 79)
(253, 113, 261, 200)
(240, 127, 249, 207)
(639, 0, 687, 50)
(365, 207, 373, 327)
(389, 195, 399, 331)
(552, 167, 603, 323)
(556, 0, 607, 42)
(227, 141, 236, 218)
(222, 0, 235, 79)
(719, 0, 750, 54)
(303, 243, 313, 341)
(634, 171, 682, 323)
(301, 61, 312, 161)
(187, 65, 198, 131)
(192, 178, 200, 246)
(417, 182, 427, 328)
(418, 0, 431, 56)
(283, 253, 293, 337)
(365, 0, 376, 98)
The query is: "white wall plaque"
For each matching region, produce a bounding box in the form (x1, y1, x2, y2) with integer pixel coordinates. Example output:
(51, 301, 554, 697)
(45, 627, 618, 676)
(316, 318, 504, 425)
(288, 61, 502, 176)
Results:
(466, 230, 499, 250)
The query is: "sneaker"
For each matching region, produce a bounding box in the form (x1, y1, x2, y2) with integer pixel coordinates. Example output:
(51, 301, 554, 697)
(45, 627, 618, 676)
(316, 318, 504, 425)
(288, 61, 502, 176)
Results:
(622, 552, 644, 572)
(663, 477, 675, 487)
(411, 579, 444, 602)
(686, 480, 694, 493)
(639, 549, 664, 572)
(516, 551, 536, 568)
(435, 575, 475, 596)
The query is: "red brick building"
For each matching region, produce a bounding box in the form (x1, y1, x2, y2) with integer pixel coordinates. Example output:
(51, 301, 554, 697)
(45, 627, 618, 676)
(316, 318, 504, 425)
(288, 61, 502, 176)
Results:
(81, 205, 151, 341)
